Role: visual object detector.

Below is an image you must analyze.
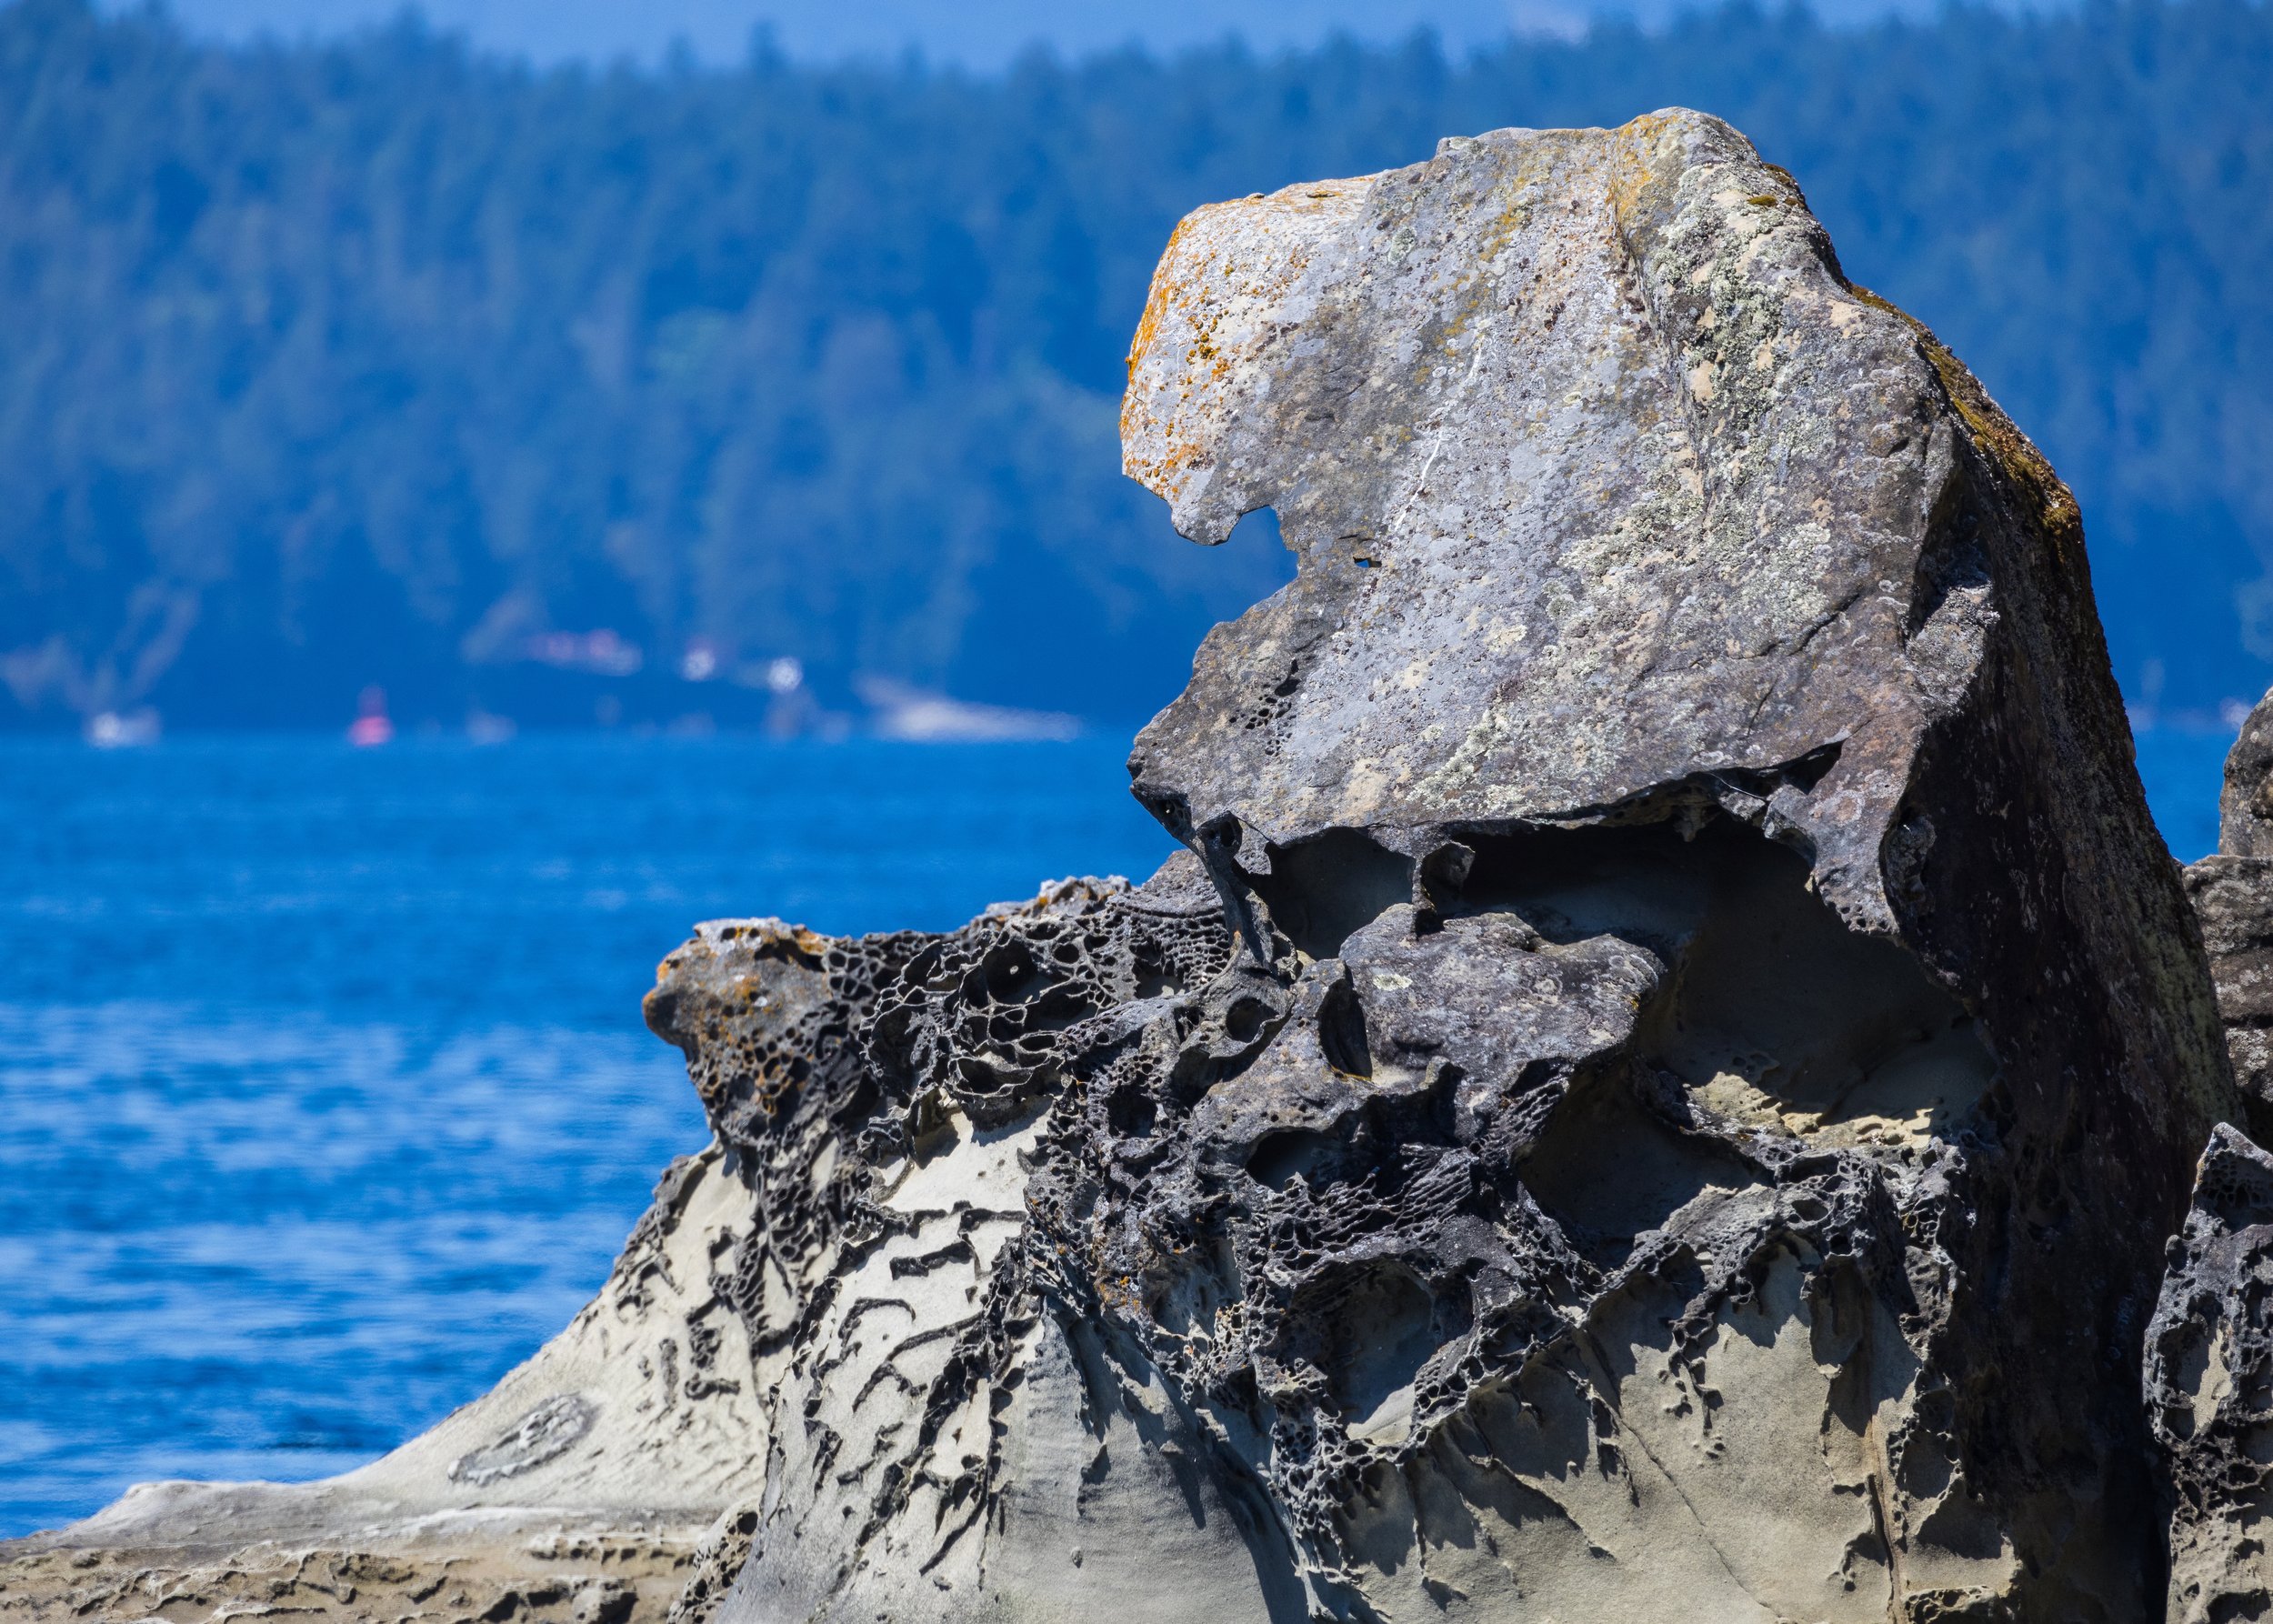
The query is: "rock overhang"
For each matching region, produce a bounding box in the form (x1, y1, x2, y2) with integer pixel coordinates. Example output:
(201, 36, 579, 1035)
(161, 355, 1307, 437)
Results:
(5, 105, 2246, 1624)
(1121, 110, 2032, 944)
(1100, 108, 2232, 1613)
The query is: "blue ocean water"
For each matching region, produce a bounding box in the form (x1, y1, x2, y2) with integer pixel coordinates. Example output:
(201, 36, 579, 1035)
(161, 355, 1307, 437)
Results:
(0, 736, 1176, 1537)
(0, 726, 2236, 1537)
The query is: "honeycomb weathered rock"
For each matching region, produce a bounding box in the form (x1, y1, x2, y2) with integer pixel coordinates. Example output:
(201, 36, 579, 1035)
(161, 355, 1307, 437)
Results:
(659, 108, 2234, 1621)
(4, 108, 2244, 1624)
(2148, 1124, 2273, 1624)
(2155, 686, 2273, 1619)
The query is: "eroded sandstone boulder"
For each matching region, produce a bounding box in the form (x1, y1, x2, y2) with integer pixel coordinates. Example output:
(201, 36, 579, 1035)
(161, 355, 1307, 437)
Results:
(3, 108, 2239, 1624)
(1092, 108, 2228, 1620)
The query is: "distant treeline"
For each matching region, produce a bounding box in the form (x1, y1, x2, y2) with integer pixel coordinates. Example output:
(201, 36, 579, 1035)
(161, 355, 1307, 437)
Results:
(2, 0, 2268, 731)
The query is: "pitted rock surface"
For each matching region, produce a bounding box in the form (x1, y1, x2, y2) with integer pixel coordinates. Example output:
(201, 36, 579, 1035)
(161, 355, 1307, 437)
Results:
(1101, 106, 2227, 1619)
(2156, 686, 2273, 1614)
(2185, 687, 2273, 1143)
(3, 108, 2243, 1624)
(2148, 1125, 2273, 1624)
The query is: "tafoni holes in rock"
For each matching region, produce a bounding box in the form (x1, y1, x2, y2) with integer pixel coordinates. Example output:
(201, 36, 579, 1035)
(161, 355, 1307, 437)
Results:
(5, 108, 2260, 1624)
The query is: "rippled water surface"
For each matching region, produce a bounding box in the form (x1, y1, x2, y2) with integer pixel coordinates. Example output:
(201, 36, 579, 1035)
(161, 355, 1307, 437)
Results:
(0, 736, 1174, 1536)
(0, 727, 2235, 1535)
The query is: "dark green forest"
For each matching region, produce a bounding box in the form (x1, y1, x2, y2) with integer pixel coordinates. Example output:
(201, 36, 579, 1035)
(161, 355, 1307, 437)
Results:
(3, 0, 2269, 731)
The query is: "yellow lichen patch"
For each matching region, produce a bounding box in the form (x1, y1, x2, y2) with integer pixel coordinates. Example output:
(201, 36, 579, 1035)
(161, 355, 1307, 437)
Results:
(1340, 759, 1391, 819)
(1123, 217, 1187, 388)
(1120, 178, 1375, 506)
(1603, 111, 1679, 224)
(654, 917, 829, 987)
(1695, 1068, 1949, 1151)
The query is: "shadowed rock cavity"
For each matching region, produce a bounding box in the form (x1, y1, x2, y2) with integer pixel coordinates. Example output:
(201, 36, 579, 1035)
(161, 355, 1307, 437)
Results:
(2, 110, 2240, 1623)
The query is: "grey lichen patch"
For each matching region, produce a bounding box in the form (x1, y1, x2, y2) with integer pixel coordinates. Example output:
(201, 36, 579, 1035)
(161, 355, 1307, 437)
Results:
(1123, 114, 1952, 929)
(448, 1394, 598, 1486)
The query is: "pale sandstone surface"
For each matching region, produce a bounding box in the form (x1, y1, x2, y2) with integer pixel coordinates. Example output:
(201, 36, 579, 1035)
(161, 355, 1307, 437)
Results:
(0, 1144, 759, 1621)
(3, 110, 2247, 1624)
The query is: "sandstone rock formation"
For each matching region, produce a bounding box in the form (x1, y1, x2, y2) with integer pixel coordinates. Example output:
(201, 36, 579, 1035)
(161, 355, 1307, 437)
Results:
(1095, 108, 2231, 1620)
(2148, 1123, 2273, 1624)
(2183, 690, 2273, 1146)
(2152, 690, 2273, 1622)
(3, 109, 2248, 1622)
(0, 1142, 765, 1622)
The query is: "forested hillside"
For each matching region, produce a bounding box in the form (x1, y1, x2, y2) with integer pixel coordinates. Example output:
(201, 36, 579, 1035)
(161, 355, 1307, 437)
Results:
(3, 0, 2268, 731)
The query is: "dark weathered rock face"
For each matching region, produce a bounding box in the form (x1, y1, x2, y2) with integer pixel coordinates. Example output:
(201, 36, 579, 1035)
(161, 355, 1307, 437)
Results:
(1105, 109, 2230, 1618)
(2188, 857, 2273, 1136)
(644, 876, 1310, 1624)
(648, 109, 2227, 1620)
(2184, 690, 2273, 1145)
(2148, 1124, 2273, 1624)
(3, 109, 2240, 1623)
(2153, 687, 2273, 1619)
